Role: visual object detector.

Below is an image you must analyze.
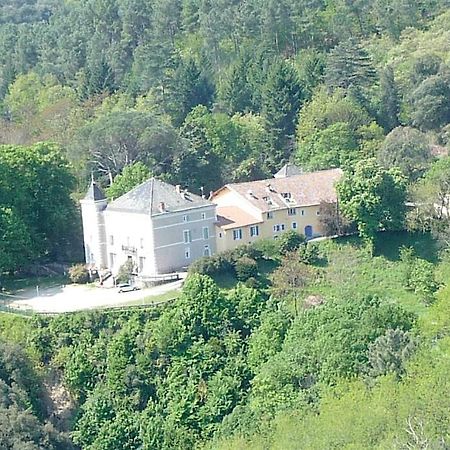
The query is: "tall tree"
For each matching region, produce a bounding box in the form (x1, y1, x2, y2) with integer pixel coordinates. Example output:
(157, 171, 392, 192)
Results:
(378, 66, 400, 132)
(261, 60, 303, 155)
(378, 126, 432, 181)
(337, 158, 407, 251)
(169, 57, 214, 126)
(325, 38, 376, 93)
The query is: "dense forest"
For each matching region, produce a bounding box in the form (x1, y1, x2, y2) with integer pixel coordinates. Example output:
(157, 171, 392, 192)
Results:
(1, 233, 450, 449)
(1, 0, 450, 448)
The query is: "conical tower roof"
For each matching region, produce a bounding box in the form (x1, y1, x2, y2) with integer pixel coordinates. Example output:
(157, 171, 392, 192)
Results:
(84, 181, 106, 201)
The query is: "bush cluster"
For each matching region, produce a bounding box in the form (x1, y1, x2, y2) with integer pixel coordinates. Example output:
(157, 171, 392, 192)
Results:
(68, 264, 89, 284)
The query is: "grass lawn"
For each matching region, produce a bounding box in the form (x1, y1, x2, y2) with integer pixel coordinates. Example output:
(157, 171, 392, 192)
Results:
(209, 231, 440, 319)
(109, 289, 180, 308)
(0, 274, 68, 295)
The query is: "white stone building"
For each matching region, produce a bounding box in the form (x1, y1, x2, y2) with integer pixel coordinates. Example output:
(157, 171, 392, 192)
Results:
(80, 178, 217, 277)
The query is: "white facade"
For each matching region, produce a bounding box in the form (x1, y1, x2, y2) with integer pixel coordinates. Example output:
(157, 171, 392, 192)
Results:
(80, 179, 217, 276)
(80, 195, 108, 269)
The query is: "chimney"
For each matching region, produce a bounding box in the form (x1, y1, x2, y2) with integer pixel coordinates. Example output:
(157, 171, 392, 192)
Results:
(266, 183, 275, 193)
(208, 191, 214, 200)
(158, 202, 166, 213)
(175, 184, 181, 194)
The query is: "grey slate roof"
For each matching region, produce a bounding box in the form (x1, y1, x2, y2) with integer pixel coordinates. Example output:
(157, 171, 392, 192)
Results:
(107, 178, 213, 215)
(84, 181, 106, 201)
(274, 163, 303, 178)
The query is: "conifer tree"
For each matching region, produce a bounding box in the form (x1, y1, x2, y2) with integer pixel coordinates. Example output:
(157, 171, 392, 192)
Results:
(170, 57, 214, 126)
(325, 38, 376, 92)
(378, 66, 400, 132)
(261, 60, 303, 154)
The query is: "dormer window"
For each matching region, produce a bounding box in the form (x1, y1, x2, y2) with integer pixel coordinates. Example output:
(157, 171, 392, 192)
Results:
(263, 196, 273, 205)
(281, 192, 291, 199)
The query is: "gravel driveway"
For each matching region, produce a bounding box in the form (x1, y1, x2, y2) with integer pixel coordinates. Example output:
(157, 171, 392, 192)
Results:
(9, 278, 184, 313)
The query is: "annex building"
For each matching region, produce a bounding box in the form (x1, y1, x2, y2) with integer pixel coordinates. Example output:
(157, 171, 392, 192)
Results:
(212, 166, 343, 252)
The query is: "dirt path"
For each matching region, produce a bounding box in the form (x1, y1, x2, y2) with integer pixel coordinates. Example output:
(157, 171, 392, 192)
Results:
(8, 278, 184, 313)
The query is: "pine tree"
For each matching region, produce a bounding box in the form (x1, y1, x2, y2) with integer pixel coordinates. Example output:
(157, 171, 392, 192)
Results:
(261, 60, 303, 155)
(325, 38, 376, 91)
(378, 66, 400, 132)
(220, 54, 253, 114)
(169, 57, 214, 126)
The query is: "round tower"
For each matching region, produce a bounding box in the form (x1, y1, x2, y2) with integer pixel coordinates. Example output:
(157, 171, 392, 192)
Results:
(80, 181, 108, 269)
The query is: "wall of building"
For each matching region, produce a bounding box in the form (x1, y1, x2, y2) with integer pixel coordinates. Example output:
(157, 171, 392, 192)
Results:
(80, 199, 108, 268)
(152, 205, 217, 273)
(103, 210, 156, 276)
(215, 205, 324, 252)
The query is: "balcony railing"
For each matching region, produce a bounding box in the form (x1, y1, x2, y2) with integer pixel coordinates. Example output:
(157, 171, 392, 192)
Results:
(121, 245, 137, 254)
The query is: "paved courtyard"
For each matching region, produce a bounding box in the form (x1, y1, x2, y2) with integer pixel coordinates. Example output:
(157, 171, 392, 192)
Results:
(8, 278, 184, 313)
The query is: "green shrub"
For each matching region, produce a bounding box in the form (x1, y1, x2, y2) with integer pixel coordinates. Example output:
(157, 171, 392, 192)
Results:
(296, 244, 320, 265)
(189, 255, 234, 277)
(116, 260, 135, 284)
(231, 244, 263, 261)
(252, 238, 281, 260)
(408, 259, 439, 304)
(235, 256, 258, 281)
(278, 231, 306, 255)
(68, 264, 89, 284)
(244, 277, 261, 289)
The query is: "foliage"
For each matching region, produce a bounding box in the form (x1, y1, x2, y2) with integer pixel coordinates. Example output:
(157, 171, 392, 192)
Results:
(106, 162, 151, 200)
(0, 142, 79, 268)
(337, 159, 407, 251)
(367, 328, 416, 379)
(408, 157, 450, 246)
(234, 256, 258, 282)
(378, 126, 432, 181)
(116, 260, 135, 284)
(277, 231, 305, 255)
(68, 264, 90, 284)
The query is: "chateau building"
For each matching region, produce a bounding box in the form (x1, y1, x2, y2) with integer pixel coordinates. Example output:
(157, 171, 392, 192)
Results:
(80, 178, 217, 277)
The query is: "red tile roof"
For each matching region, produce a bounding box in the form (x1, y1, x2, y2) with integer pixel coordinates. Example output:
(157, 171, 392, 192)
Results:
(217, 168, 343, 213)
(216, 206, 263, 230)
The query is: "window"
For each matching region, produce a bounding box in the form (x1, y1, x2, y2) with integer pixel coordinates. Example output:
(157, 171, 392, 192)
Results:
(281, 224, 285, 231)
(266, 211, 273, 219)
(263, 196, 273, 205)
(201, 212, 206, 220)
(292, 222, 297, 229)
(203, 245, 210, 257)
(250, 225, 259, 237)
(109, 235, 114, 245)
(140, 238, 144, 249)
(301, 209, 305, 216)
(288, 208, 296, 216)
(203, 226, 209, 240)
(183, 214, 189, 222)
(183, 230, 192, 243)
(316, 210, 321, 216)
(273, 224, 285, 232)
(139, 257, 145, 271)
(219, 232, 223, 238)
(185, 248, 191, 259)
(281, 192, 291, 199)
(233, 229, 243, 240)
